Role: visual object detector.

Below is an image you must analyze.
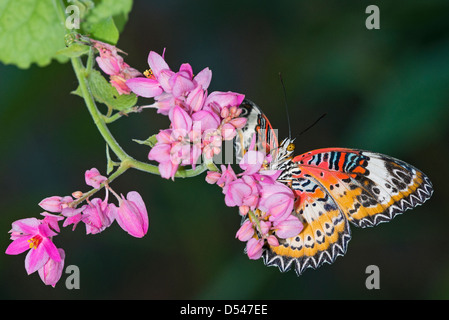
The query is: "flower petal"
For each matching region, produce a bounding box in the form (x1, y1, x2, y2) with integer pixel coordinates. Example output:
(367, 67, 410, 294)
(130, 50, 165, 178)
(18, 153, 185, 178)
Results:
(148, 51, 170, 77)
(126, 77, 163, 98)
(25, 245, 49, 275)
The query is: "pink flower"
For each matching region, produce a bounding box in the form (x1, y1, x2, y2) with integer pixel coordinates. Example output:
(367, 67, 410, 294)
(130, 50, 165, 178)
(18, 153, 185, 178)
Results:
(272, 215, 304, 239)
(148, 138, 178, 180)
(246, 238, 264, 260)
(224, 175, 260, 212)
(85, 168, 107, 189)
(216, 164, 237, 187)
(239, 150, 266, 175)
(41, 212, 64, 233)
(38, 248, 65, 287)
(191, 110, 221, 132)
(125, 76, 163, 98)
(258, 181, 294, 222)
(6, 218, 61, 275)
(205, 171, 222, 184)
(82, 198, 115, 235)
(235, 220, 254, 242)
(114, 191, 149, 238)
(62, 206, 86, 231)
(92, 39, 142, 95)
(39, 196, 73, 213)
(204, 91, 245, 112)
(169, 106, 192, 137)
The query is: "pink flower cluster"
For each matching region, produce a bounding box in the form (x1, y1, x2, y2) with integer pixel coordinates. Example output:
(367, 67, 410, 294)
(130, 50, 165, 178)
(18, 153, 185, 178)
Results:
(206, 150, 303, 260)
(92, 39, 142, 95)
(5, 168, 149, 287)
(125, 50, 247, 180)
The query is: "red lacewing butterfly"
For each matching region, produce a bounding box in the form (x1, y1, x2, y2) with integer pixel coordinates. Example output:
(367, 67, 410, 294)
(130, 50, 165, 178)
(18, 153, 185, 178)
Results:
(234, 99, 433, 275)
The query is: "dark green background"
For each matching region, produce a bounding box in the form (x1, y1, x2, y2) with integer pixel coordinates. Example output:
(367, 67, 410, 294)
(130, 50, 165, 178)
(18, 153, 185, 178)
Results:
(1, 0, 448, 299)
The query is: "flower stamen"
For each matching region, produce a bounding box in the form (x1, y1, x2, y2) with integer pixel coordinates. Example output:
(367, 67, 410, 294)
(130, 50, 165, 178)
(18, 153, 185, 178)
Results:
(28, 235, 43, 250)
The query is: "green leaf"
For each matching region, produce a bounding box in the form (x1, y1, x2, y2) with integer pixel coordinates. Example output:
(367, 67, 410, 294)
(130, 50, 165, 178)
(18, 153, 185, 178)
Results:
(133, 134, 158, 147)
(0, 0, 133, 69)
(87, 69, 137, 111)
(0, 0, 67, 68)
(88, 16, 119, 45)
(56, 43, 90, 58)
(84, 0, 133, 33)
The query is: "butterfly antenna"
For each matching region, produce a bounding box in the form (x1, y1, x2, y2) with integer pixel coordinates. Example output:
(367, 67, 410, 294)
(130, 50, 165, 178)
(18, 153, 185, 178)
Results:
(298, 113, 327, 136)
(279, 72, 292, 140)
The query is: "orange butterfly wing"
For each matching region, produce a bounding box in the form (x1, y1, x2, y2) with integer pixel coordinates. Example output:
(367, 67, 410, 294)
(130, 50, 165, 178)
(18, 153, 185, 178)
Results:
(263, 148, 433, 274)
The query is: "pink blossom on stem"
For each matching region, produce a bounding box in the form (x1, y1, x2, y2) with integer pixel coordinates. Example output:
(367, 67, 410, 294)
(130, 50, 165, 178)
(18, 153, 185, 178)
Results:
(114, 191, 149, 238)
(62, 206, 86, 231)
(92, 39, 142, 95)
(82, 198, 115, 235)
(5, 218, 61, 275)
(85, 168, 107, 189)
(39, 196, 73, 213)
(40, 212, 65, 233)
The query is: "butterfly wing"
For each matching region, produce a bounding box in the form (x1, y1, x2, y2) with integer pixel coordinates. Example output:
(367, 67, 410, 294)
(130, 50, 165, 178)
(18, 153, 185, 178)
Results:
(263, 148, 433, 274)
(234, 99, 278, 161)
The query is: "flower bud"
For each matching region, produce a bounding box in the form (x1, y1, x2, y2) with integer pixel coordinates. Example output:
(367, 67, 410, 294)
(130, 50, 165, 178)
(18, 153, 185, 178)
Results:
(235, 220, 254, 242)
(39, 196, 73, 213)
(272, 215, 304, 239)
(115, 191, 149, 238)
(246, 238, 264, 260)
(38, 248, 65, 288)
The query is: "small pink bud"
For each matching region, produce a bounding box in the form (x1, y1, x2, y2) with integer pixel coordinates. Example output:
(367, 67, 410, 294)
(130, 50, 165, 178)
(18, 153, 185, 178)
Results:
(221, 123, 237, 140)
(235, 220, 254, 242)
(220, 106, 230, 118)
(72, 191, 83, 199)
(267, 235, 279, 247)
(239, 205, 249, 216)
(229, 117, 247, 129)
(258, 220, 271, 236)
(205, 171, 221, 184)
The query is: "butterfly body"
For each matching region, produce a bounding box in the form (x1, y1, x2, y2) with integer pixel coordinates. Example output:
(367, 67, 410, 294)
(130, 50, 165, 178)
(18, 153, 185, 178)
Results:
(235, 99, 433, 275)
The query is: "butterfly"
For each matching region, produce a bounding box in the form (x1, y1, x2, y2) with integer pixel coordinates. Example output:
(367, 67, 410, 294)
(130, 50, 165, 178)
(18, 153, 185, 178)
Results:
(234, 99, 434, 275)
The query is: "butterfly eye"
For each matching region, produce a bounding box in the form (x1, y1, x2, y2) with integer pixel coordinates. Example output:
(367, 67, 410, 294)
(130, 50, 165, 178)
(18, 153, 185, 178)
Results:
(287, 143, 295, 152)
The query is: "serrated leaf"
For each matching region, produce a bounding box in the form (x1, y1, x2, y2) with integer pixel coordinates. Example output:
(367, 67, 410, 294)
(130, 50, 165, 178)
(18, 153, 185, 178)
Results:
(87, 69, 137, 110)
(0, 0, 67, 68)
(56, 43, 90, 58)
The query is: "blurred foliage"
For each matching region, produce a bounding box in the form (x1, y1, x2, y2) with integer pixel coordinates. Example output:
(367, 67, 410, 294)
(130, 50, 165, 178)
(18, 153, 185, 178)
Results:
(1, 0, 448, 299)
